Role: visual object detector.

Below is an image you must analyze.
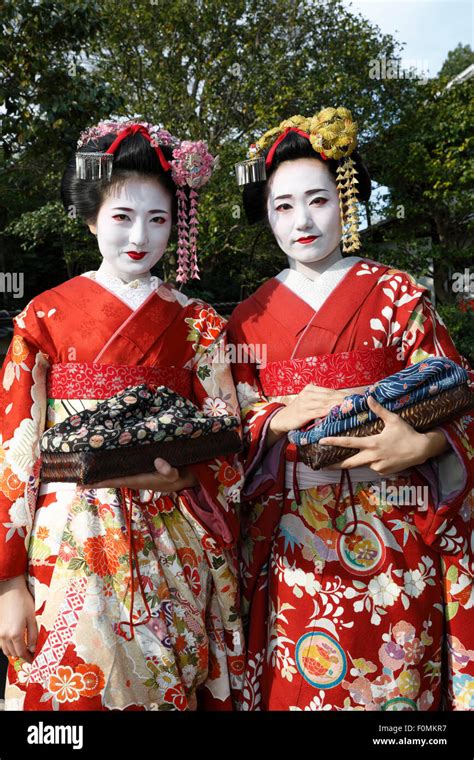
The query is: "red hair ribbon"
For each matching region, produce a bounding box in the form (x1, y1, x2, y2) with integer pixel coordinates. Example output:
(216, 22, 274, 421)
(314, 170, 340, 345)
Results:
(105, 123, 171, 172)
(265, 126, 328, 168)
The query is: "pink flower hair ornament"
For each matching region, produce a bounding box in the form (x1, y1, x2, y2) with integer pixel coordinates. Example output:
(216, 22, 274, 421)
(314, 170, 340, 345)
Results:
(75, 119, 216, 284)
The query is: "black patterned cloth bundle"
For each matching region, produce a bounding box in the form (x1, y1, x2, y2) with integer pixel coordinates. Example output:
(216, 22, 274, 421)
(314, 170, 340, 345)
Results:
(40, 385, 242, 484)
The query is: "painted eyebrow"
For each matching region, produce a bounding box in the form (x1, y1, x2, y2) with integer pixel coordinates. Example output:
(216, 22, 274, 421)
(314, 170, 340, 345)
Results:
(110, 206, 169, 213)
(273, 189, 329, 201)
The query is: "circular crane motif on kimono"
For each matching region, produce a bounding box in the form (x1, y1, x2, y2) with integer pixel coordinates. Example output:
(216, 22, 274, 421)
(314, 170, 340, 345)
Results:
(381, 697, 417, 711)
(336, 521, 386, 577)
(295, 632, 346, 689)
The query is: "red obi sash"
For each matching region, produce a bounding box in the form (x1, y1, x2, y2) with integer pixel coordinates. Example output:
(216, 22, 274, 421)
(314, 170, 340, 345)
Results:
(259, 346, 403, 395)
(47, 362, 193, 400)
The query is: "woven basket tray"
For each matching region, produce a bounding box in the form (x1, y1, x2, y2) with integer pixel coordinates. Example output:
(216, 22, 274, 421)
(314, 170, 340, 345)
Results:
(41, 429, 242, 485)
(298, 383, 474, 471)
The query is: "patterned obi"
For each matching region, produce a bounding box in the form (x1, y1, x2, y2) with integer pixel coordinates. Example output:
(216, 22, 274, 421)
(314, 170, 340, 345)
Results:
(259, 346, 403, 396)
(44, 362, 195, 642)
(47, 362, 193, 400)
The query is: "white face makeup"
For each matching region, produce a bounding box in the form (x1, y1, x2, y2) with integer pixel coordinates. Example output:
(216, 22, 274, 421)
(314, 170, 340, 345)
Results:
(266, 157, 343, 270)
(88, 176, 173, 282)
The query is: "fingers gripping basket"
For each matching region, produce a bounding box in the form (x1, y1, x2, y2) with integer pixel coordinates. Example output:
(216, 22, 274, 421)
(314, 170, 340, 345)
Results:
(40, 385, 242, 484)
(288, 358, 474, 470)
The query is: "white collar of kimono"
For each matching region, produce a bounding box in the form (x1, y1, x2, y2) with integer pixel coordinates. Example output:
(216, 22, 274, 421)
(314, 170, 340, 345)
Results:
(276, 255, 363, 312)
(81, 265, 163, 311)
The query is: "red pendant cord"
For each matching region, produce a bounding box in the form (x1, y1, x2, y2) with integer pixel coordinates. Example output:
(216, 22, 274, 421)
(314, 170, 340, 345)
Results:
(117, 487, 153, 640)
(292, 455, 301, 506)
(292, 446, 357, 534)
(334, 468, 358, 536)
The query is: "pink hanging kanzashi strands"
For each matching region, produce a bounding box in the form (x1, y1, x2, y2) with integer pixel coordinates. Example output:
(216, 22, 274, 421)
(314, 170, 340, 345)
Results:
(188, 189, 200, 280)
(170, 141, 214, 284)
(176, 188, 191, 283)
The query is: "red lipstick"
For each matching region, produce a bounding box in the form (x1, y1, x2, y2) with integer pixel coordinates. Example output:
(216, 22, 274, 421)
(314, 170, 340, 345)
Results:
(126, 251, 147, 260)
(296, 236, 318, 244)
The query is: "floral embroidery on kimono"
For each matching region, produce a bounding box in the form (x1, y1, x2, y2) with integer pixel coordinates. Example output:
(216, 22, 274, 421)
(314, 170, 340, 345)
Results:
(0, 272, 245, 711)
(227, 257, 473, 711)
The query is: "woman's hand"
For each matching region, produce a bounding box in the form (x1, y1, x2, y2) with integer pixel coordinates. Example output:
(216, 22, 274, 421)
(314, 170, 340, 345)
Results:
(0, 574, 38, 664)
(320, 396, 450, 475)
(266, 383, 368, 448)
(86, 458, 198, 492)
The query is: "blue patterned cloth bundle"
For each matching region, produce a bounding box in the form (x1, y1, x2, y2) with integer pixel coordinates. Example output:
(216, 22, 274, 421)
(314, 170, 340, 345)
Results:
(288, 357, 469, 447)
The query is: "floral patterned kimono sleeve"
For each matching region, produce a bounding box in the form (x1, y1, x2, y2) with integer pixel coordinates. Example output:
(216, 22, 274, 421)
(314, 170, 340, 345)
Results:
(224, 317, 290, 631)
(0, 306, 51, 581)
(225, 319, 287, 501)
(180, 303, 244, 542)
(177, 304, 246, 709)
(398, 289, 474, 555)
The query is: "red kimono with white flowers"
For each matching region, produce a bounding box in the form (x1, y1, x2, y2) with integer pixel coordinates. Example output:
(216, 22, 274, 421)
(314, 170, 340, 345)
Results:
(227, 257, 473, 712)
(0, 274, 245, 711)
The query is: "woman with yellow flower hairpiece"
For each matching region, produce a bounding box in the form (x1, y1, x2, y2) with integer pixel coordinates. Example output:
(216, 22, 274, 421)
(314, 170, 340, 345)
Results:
(227, 107, 474, 711)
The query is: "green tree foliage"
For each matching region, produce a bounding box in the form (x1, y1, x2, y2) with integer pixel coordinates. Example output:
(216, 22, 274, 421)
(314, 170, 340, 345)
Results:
(362, 48, 473, 362)
(1, 0, 421, 308)
(437, 43, 474, 80)
(0, 0, 122, 305)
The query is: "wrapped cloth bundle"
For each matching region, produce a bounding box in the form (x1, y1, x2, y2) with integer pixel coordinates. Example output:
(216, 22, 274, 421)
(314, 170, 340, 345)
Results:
(40, 385, 242, 484)
(288, 357, 474, 470)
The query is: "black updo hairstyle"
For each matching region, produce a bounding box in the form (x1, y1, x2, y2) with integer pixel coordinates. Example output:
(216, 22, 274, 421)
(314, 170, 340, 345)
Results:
(60, 130, 178, 226)
(242, 130, 371, 225)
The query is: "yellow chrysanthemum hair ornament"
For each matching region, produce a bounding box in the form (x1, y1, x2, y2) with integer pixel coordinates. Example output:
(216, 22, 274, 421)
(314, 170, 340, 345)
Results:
(235, 107, 362, 254)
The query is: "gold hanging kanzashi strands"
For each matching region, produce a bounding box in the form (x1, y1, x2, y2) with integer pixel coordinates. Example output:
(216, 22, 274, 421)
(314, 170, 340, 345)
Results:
(336, 157, 361, 253)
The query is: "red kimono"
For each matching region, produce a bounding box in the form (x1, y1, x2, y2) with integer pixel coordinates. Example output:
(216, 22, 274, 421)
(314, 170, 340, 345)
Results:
(227, 257, 473, 711)
(0, 274, 245, 711)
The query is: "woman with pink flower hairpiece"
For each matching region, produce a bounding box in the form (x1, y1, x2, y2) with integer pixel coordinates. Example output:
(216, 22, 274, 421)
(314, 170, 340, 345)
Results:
(0, 119, 245, 711)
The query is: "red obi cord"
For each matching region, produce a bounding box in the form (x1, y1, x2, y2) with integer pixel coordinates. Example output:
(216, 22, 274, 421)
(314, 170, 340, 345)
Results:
(106, 124, 171, 173)
(265, 126, 328, 168)
(118, 488, 152, 640)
